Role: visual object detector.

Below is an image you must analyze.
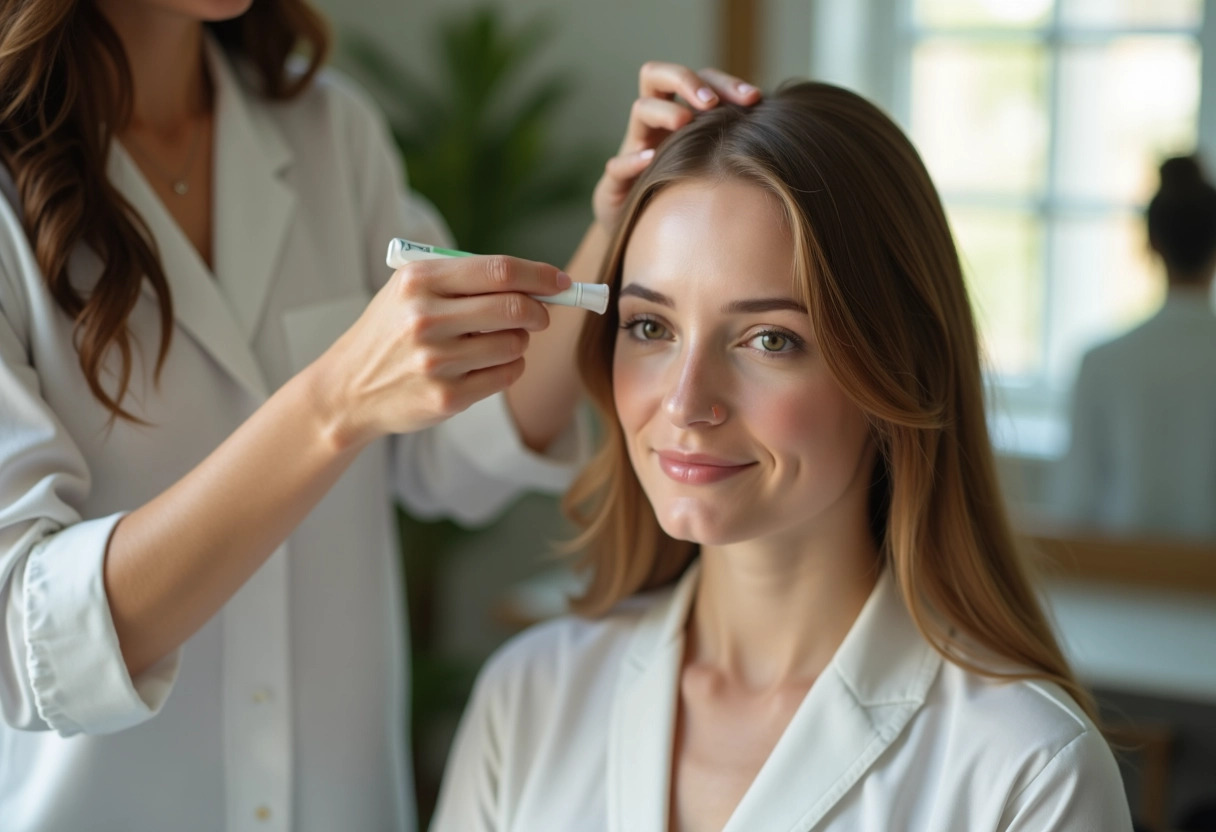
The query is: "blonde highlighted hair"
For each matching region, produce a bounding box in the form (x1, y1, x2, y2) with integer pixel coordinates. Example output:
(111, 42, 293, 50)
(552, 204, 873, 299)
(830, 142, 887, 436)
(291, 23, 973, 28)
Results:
(564, 81, 1093, 718)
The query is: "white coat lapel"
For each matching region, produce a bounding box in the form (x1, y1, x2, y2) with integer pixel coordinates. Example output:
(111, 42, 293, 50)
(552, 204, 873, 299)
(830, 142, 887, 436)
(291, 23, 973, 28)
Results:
(722, 571, 942, 832)
(110, 39, 295, 402)
(608, 566, 700, 832)
(109, 142, 269, 401)
(205, 37, 296, 344)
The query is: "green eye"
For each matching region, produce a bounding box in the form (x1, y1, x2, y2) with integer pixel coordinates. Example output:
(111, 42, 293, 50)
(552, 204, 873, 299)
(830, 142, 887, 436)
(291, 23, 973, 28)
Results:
(746, 330, 802, 355)
(760, 332, 788, 351)
(638, 320, 667, 340)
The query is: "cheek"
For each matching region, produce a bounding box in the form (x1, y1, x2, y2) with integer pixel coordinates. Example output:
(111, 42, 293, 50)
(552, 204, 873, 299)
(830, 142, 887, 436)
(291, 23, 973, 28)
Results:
(612, 346, 660, 436)
(739, 374, 868, 466)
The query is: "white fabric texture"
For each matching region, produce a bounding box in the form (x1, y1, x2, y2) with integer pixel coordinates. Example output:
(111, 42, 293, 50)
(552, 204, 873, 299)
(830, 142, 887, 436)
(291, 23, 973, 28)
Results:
(0, 37, 581, 832)
(432, 564, 1132, 832)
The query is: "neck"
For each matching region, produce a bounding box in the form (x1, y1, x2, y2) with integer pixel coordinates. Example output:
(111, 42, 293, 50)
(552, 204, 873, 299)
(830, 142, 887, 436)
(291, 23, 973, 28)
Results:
(688, 516, 880, 691)
(97, 1, 210, 133)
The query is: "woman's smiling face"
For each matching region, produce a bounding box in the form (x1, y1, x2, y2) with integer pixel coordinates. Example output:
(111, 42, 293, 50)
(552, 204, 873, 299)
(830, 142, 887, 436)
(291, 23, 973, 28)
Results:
(613, 178, 876, 549)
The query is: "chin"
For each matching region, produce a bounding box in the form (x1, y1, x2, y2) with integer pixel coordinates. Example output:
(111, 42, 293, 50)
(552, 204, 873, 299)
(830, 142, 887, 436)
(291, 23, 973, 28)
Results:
(655, 504, 751, 547)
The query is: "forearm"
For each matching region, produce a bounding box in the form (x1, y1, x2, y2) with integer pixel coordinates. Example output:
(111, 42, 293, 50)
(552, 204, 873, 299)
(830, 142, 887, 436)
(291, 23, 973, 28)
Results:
(505, 222, 611, 451)
(104, 369, 363, 677)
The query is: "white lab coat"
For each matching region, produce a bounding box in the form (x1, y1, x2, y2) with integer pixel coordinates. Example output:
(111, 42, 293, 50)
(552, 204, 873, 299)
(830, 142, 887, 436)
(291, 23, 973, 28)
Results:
(1055, 289, 1216, 539)
(0, 38, 580, 832)
(432, 563, 1132, 831)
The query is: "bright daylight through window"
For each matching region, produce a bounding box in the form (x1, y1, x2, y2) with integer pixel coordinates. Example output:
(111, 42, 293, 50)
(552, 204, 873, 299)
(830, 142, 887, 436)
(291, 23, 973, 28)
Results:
(902, 0, 1204, 455)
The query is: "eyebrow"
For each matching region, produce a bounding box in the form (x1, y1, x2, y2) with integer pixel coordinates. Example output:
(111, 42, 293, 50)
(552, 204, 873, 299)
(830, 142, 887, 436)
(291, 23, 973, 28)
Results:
(725, 298, 809, 314)
(618, 283, 808, 315)
(618, 284, 673, 307)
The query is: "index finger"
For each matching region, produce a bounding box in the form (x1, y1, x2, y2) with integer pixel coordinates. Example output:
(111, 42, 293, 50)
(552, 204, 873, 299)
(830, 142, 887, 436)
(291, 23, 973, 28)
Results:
(639, 61, 720, 110)
(696, 67, 762, 105)
(406, 254, 572, 299)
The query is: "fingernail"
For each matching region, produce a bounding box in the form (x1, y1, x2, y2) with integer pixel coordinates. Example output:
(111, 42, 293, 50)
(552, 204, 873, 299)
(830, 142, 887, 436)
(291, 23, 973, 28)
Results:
(640, 148, 655, 160)
(737, 82, 758, 95)
(696, 86, 717, 103)
(556, 271, 572, 289)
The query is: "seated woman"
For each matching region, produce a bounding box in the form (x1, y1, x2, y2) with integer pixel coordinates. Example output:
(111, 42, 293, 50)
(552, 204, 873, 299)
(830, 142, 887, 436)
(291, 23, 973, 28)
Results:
(429, 82, 1132, 832)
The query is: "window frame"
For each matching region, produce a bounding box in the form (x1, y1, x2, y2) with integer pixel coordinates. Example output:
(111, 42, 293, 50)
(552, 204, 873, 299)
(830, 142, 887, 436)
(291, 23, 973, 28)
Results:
(811, 0, 1216, 457)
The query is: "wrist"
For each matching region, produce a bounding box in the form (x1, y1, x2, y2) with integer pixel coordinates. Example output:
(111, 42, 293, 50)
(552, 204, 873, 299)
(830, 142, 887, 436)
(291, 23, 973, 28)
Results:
(291, 360, 370, 456)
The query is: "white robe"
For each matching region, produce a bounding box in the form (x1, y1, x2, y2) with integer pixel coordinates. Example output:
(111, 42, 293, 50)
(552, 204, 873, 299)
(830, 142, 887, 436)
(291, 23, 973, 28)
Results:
(433, 563, 1132, 831)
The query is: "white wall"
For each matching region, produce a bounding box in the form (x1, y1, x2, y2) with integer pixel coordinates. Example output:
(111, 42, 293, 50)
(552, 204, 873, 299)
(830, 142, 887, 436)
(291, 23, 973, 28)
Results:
(315, 0, 814, 158)
(319, 0, 710, 154)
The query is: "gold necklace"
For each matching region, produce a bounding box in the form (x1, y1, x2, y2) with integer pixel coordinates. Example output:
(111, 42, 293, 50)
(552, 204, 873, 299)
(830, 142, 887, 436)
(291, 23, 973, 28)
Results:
(124, 117, 206, 196)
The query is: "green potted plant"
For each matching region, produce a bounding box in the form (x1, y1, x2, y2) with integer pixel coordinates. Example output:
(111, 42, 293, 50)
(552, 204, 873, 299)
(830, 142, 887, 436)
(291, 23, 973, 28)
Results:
(344, 6, 604, 259)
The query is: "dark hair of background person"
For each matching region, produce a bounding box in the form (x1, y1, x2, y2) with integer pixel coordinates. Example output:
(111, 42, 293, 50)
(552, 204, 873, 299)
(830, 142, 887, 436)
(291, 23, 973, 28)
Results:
(0, 0, 329, 420)
(563, 81, 1097, 722)
(1147, 155, 1216, 284)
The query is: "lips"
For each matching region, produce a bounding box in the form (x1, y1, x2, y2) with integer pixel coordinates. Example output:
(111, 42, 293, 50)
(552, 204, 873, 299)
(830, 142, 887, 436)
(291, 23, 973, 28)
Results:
(655, 450, 756, 485)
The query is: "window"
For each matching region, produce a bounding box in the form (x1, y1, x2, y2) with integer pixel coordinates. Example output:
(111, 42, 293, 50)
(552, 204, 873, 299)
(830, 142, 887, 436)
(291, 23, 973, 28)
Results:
(893, 0, 1207, 455)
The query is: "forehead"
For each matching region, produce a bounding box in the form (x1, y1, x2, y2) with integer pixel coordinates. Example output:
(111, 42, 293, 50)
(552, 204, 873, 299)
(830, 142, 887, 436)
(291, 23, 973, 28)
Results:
(620, 178, 797, 301)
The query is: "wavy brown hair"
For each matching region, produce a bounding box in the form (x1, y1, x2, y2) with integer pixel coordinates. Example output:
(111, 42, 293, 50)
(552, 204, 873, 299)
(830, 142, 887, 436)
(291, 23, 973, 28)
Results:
(0, 0, 328, 420)
(565, 81, 1095, 719)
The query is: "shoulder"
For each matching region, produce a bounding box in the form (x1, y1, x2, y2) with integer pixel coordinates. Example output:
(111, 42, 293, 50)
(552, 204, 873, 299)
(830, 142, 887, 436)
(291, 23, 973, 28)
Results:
(928, 664, 1124, 805)
(477, 595, 658, 700)
(934, 665, 1091, 749)
(1080, 307, 1180, 373)
(301, 67, 388, 131)
(1069, 333, 1136, 408)
(466, 588, 670, 732)
(947, 674, 1130, 826)
(1075, 334, 1129, 382)
(260, 63, 393, 153)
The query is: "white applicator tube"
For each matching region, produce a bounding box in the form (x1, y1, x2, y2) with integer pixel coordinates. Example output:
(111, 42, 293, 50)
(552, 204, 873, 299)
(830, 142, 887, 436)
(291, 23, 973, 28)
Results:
(386, 238, 610, 315)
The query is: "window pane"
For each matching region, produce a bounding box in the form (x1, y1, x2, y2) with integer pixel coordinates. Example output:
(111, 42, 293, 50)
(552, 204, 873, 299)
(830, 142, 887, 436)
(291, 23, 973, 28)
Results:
(1055, 37, 1200, 203)
(1060, 0, 1202, 28)
(912, 41, 1048, 195)
(949, 208, 1044, 376)
(1046, 214, 1164, 385)
(914, 0, 1054, 28)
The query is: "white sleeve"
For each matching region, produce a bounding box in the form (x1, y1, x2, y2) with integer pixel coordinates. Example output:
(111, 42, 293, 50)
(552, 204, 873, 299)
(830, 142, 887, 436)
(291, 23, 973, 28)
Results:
(429, 659, 506, 832)
(0, 218, 179, 736)
(334, 74, 589, 525)
(999, 729, 1133, 831)
(393, 393, 589, 524)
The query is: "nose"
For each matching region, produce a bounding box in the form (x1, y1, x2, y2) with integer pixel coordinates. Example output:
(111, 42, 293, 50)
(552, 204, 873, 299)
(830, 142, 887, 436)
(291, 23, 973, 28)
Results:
(661, 344, 727, 428)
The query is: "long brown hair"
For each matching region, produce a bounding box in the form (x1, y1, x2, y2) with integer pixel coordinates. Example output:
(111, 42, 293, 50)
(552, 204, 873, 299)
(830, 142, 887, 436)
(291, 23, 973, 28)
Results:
(565, 81, 1094, 718)
(0, 0, 329, 419)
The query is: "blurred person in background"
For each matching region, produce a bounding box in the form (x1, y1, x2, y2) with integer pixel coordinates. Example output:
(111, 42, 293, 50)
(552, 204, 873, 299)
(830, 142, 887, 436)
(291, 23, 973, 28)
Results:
(0, 0, 760, 828)
(1055, 155, 1216, 540)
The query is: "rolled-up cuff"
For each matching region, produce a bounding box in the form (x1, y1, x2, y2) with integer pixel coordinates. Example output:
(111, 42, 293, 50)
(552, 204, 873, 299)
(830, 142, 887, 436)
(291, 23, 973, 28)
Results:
(437, 393, 591, 494)
(24, 513, 180, 736)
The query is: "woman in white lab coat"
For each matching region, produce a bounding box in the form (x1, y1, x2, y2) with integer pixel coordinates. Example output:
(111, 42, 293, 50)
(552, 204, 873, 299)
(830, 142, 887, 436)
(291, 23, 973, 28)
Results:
(432, 82, 1133, 831)
(0, 0, 760, 829)
(1056, 155, 1216, 540)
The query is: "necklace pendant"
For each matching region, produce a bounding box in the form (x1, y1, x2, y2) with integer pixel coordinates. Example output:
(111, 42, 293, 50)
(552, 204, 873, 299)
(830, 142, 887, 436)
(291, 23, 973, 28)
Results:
(172, 181, 189, 196)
